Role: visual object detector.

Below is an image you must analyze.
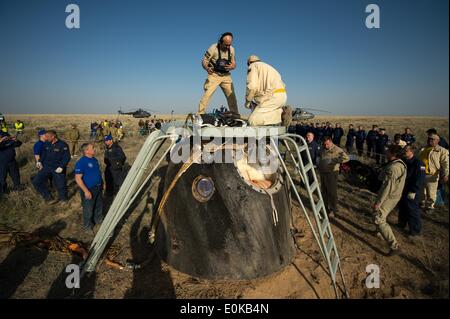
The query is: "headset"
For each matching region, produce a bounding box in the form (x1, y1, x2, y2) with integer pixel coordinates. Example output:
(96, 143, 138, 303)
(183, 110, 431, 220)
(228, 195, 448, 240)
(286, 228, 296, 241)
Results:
(213, 32, 233, 73)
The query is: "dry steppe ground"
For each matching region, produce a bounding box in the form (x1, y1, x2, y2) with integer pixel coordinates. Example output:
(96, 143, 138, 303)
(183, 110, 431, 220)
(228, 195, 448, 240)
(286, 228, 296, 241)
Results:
(0, 114, 448, 299)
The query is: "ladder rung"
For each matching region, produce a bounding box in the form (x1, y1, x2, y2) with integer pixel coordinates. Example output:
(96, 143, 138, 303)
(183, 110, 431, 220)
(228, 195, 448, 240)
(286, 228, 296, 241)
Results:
(315, 200, 323, 214)
(310, 181, 318, 192)
(327, 238, 334, 255)
(320, 218, 329, 236)
(330, 255, 339, 278)
(298, 145, 308, 153)
(304, 163, 313, 173)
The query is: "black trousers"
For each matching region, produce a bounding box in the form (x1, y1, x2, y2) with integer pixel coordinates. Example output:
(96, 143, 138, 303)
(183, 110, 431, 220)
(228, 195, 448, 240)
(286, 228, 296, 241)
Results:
(398, 194, 422, 235)
(105, 167, 124, 196)
(333, 137, 342, 147)
(356, 142, 364, 156)
(375, 148, 385, 164)
(367, 142, 374, 157)
(0, 159, 20, 195)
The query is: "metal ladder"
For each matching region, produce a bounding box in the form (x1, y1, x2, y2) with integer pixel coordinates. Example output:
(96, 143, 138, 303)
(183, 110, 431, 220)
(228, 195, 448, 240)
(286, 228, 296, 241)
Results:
(82, 127, 178, 274)
(271, 133, 349, 298)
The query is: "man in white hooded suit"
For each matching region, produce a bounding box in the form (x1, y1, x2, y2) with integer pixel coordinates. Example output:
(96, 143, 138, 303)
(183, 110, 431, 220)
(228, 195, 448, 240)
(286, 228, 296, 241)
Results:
(245, 55, 288, 126)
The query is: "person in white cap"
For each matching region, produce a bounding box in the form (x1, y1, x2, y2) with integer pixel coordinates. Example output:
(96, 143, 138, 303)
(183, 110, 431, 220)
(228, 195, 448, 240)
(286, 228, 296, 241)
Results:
(245, 55, 287, 126)
(418, 133, 449, 212)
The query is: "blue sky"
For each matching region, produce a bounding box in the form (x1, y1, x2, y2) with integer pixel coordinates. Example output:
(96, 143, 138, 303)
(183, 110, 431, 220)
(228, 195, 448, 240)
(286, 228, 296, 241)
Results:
(0, 0, 448, 115)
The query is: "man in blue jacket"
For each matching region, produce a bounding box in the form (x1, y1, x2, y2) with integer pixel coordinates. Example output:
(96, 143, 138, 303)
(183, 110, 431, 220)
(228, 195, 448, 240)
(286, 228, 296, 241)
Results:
(332, 123, 344, 147)
(398, 145, 425, 239)
(324, 122, 334, 139)
(355, 126, 367, 157)
(33, 129, 47, 169)
(316, 123, 324, 142)
(375, 128, 389, 165)
(304, 131, 319, 166)
(401, 128, 416, 146)
(32, 130, 71, 204)
(302, 131, 320, 185)
(345, 124, 356, 153)
(0, 131, 22, 197)
(366, 125, 379, 158)
(75, 143, 104, 231)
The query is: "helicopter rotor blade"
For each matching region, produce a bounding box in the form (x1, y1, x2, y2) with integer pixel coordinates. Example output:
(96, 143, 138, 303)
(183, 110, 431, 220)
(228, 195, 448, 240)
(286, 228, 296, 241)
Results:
(141, 108, 159, 113)
(301, 107, 332, 113)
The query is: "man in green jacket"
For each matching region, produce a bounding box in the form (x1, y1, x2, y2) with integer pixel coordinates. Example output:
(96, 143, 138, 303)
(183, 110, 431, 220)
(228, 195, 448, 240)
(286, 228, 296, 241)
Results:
(67, 124, 80, 158)
(317, 136, 350, 218)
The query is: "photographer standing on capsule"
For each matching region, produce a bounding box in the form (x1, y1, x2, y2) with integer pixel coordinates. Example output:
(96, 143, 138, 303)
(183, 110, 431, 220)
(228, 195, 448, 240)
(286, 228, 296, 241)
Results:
(197, 32, 239, 118)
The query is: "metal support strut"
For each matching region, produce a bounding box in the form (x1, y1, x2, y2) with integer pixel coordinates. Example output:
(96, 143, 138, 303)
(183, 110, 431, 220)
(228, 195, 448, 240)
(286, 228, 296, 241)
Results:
(82, 128, 177, 274)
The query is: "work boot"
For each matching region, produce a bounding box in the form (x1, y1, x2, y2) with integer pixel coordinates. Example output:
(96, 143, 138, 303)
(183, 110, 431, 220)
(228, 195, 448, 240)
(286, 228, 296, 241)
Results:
(93, 224, 101, 234)
(83, 225, 94, 234)
(375, 231, 385, 241)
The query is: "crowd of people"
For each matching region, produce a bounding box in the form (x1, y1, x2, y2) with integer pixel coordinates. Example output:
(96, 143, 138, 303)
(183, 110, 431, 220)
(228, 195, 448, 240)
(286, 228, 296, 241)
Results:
(1, 121, 128, 233)
(89, 119, 125, 142)
(300, 124, 448, 255)
(0, 115, 174, 234)
(289, 122, 449, 164)
(137, 118, 167, 136)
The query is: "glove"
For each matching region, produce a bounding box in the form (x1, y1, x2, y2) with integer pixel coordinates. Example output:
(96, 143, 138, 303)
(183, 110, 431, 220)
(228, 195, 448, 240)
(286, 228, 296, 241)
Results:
(407, 192, 416, 200)
(55, 167, 63, 174)
(36, 162, 42, 170)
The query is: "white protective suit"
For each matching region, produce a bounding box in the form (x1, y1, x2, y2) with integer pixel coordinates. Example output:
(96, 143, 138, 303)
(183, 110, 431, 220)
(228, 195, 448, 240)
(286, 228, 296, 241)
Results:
(246, 61, 287, 126)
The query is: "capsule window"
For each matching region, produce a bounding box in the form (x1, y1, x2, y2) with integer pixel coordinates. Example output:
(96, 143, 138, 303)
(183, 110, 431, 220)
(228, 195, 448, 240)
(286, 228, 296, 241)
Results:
(192, 175, 215, 202)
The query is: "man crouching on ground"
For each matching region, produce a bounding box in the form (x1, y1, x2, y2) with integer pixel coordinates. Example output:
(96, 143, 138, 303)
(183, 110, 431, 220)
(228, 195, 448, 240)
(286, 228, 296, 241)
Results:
(373, 145, 407, 256)
(75, 143, 104, 232)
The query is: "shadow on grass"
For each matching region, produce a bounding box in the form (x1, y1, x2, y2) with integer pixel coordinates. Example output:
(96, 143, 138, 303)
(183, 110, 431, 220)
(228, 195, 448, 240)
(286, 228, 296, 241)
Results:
(0, 220, 66, 299)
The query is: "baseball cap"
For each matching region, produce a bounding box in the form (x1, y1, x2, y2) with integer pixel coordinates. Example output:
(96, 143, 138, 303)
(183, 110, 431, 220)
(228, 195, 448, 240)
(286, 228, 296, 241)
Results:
(104, 135, 113, 141)
(38, 129, 46, 136)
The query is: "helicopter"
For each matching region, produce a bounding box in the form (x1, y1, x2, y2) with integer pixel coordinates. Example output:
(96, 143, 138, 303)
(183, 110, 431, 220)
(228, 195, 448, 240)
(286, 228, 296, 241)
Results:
(292, 107, 331, 121)
(118, 108, 155, 118)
